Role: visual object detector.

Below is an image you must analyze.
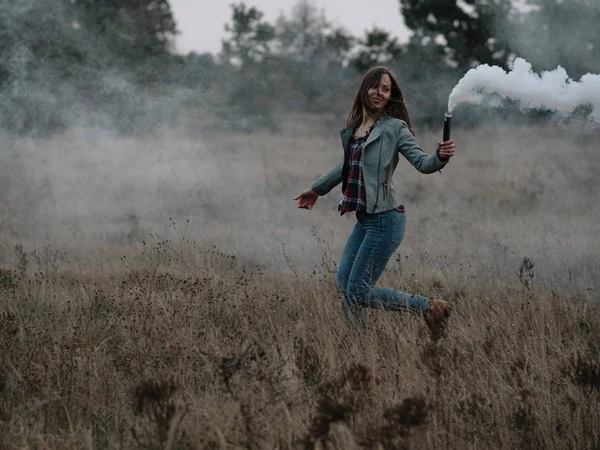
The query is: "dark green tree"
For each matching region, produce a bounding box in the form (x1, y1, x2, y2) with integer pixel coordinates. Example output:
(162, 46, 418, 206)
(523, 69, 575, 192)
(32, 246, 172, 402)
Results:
(325, 28, 355, 67)
(400, 0, 513, 69)
(220, 3, 275, 66)
(217, 4, 278, 129)
(275, 0, 354, 65)
(73, 0, 178, 61)
(179, 52, 217, 88)
(274, 0, 354, 112)
(351, 27, 404, 73)
(277, 0, 327, 60)
(0, 0, 95, 133)
(395, 37, 460, 124)
(0, 0, 181, 134)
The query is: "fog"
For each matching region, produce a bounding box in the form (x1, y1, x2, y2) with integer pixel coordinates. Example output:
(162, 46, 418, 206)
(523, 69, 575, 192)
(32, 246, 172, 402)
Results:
(1, 111, 598, 299)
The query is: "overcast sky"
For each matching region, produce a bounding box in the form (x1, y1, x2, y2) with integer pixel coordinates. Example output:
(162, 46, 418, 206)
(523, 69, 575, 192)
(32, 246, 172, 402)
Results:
(169, 0, 411, 55)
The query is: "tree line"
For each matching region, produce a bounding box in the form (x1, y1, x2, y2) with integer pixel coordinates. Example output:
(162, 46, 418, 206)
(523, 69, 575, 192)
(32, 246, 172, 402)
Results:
(0, 0, 598, 135)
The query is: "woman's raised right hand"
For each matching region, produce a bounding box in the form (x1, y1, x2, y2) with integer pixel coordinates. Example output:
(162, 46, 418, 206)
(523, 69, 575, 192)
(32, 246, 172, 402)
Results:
(293, 188, 319, 210)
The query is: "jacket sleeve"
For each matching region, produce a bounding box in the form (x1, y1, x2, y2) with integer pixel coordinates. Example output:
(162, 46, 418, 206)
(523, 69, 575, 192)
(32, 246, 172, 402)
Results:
(311, 159, 343, 196)
(397, 121, 448, 174)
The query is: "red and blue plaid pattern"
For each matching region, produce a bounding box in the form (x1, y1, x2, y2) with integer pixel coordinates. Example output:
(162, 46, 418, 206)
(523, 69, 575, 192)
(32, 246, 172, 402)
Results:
(338, 134, 368, 215)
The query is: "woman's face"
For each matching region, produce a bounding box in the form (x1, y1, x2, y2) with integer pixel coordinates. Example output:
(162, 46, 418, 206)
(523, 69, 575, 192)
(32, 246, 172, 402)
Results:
(367, 73, 392, 111)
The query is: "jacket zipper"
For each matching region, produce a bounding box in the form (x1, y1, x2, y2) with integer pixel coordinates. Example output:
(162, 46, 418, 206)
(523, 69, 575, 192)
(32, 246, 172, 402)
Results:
(372, 140, 383, 213)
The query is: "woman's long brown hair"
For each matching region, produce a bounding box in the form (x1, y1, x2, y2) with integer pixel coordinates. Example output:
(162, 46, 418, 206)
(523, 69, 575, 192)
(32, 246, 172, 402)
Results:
(346, 66, 415, 135)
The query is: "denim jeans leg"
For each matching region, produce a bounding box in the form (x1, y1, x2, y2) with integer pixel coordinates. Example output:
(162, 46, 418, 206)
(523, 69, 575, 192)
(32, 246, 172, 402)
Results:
(336, 220, 367, 327)
(346, 210, 429, 314)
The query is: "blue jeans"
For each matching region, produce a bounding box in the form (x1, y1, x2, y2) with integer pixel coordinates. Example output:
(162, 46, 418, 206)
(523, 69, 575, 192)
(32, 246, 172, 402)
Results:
(336, 208, 430, 324)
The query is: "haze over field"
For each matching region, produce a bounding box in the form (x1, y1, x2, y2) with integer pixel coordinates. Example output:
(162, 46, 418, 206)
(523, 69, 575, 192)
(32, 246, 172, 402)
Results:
(2, 113, 599, 291)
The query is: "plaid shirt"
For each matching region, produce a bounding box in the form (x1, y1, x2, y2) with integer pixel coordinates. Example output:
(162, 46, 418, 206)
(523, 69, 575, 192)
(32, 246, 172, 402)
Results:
(338, 134, 368, 215)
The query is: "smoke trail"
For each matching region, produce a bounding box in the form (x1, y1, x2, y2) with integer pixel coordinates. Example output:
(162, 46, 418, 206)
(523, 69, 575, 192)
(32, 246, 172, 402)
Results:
(448, 58, 600, 122)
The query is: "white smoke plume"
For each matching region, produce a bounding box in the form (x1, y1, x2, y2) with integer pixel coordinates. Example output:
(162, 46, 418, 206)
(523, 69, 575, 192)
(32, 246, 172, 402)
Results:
(448, 58, 600, 122)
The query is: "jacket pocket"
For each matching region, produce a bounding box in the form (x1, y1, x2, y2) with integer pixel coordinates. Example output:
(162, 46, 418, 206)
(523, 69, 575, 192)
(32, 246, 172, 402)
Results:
(382, 182, 388, 201)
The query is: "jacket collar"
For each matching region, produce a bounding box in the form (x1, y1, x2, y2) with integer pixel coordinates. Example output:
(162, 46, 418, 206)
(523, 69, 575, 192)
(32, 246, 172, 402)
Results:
(340, 113, 390, 150)
(365, 127, 382, 147)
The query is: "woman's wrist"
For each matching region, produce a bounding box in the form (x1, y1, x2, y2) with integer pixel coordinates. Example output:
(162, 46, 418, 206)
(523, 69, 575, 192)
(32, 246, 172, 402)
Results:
(436, 148, 449, 161)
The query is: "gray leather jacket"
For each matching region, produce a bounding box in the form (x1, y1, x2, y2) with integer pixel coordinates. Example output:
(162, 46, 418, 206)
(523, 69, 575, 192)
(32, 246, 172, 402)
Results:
(311, 114, 448, 214)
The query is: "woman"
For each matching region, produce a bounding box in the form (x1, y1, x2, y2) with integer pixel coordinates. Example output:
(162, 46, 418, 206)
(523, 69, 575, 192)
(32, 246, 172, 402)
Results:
(294, 66, 456, 336)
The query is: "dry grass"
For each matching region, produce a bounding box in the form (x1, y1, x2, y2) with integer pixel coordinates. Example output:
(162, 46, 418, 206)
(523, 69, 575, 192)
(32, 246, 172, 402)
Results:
(0, 115, 599, 448)
(1, 241, 600, 449)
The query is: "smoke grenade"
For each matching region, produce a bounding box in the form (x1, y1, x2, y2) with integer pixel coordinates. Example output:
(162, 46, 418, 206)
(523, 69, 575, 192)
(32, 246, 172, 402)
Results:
(443, 112, 452, 142)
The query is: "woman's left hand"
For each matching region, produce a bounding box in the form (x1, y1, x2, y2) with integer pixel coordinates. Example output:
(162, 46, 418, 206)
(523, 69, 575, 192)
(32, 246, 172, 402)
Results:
(438, 139, 456, 160)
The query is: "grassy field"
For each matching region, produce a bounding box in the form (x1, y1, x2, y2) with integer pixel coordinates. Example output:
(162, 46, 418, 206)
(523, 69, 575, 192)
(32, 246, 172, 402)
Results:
(1, 116, 599, 448)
